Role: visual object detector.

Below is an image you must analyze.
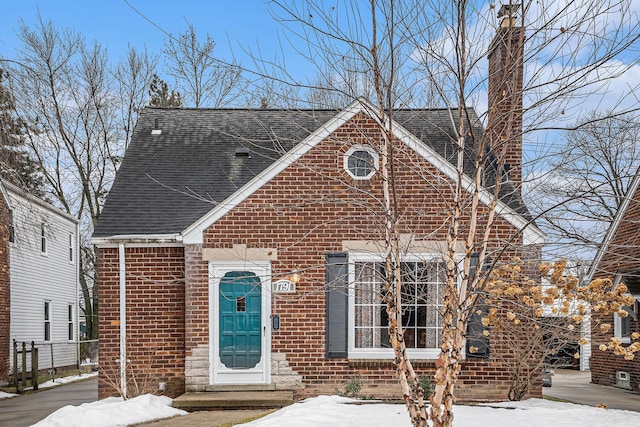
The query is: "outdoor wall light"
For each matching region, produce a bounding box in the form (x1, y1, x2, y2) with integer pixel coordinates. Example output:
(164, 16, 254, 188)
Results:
(290, 269, 301, 284)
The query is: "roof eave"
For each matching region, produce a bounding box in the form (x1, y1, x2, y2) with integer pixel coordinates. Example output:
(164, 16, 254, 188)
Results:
(92, 233, 183, 248)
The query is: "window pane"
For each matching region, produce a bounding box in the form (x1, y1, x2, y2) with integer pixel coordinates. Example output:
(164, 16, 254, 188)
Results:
(8, 210, 14, 243)
(424, 328, 438, 347)
(402, 306, 416, 327)
(401, 262, 416, 282)
(404, 328, 416, 348)
(426, 283, 440, 305)
(41, 224, 47, 253)
(416, 282, 428, 304)
(45, 301, 51, 341)
(417, 305, 428, 327)
(355, 282, 378, 304)
(355, 304, 374, 328)
(621, 316, 631, 338)
(348, 150, 374, 177)
(352, 259, 445, 351)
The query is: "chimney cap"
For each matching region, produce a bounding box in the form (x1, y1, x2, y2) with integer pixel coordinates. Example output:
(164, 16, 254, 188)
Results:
(151, 117, 162, 135)
(497, 3, 521, 19)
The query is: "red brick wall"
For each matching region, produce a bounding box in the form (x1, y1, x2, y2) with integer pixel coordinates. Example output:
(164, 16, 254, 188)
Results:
(190, 113, 532, 402)
(488, 22, 524, 187)
(591, 313, 639, 390)
(0, 194, 9, 381)
(591, 186, 640, 390)
(98, 246, 185, 398)
(185, 244, 209, 355)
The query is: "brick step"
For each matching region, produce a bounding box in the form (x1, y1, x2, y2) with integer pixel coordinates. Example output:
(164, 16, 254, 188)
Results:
(172, 390, 294, 411)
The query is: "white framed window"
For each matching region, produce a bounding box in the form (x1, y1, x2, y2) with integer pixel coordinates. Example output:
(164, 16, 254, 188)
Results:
(612, 274, 638, 344)
(44, 301, 51, 342)
(8, 210, 14, 243)
(348, 253, 448, 359)
(69, 232, 74, 263)
(614, 312, 631, 343)
(344, 145, 379, 180)
(68, 304, 74, 341)
(40, 223, 47, 254)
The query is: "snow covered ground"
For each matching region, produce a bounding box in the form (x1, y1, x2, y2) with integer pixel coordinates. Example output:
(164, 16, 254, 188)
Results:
(37, 371, 99, 390)
(32, 393, 640, 427)
(0, 391, 17, 400)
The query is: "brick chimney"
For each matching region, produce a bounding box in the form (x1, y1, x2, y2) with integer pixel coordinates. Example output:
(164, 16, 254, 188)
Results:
(487, 3, 524, 188)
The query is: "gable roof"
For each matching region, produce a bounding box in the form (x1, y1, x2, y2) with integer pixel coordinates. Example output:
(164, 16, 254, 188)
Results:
(92, 99, 541, 245)
(587, 167, 640, 282)
(0, 180, 78, 225)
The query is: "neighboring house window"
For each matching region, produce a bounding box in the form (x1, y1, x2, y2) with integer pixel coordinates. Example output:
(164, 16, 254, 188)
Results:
(44, 301, 51, 341)
(68, 304, 74, 341)
(614, 312, 631, 343)
(69, 232, 74, 262)
(613, 274, 639, 344)
(344, 145, 379, 180)
(8, 210, 14, 243)
(40, 223, 47, 254)
(348, 254, 445, 359)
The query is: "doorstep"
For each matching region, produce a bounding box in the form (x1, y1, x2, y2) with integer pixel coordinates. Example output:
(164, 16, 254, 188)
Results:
(172, 390, 294, 411)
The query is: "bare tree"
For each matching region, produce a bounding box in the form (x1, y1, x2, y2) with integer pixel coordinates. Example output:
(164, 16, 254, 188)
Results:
(114, 46, 159, 148)
(163, 22, 245, 107)
(532, 112, 640, 258)
(6, 15, 155, 341)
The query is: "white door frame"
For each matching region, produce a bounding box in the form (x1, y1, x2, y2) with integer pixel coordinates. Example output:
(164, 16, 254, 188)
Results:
(209, 261, 271, 385)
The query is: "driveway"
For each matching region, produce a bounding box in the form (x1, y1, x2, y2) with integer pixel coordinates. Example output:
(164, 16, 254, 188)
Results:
(0, 377, 98, 427)
(543, 369, 640, 412)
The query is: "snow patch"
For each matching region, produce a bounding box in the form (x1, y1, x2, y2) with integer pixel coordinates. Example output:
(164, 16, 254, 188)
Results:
(31, 394, 187, 427)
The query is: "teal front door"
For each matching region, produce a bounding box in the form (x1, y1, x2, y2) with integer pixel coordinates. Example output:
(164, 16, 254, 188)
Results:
(219, 271, 262, 369)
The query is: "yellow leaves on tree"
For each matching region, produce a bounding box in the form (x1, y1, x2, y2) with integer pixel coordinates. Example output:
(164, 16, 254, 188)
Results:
(483, 259, 639, 362)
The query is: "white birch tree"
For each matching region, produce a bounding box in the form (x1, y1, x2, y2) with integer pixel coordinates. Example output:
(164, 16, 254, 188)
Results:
(266, 1, 640, 426)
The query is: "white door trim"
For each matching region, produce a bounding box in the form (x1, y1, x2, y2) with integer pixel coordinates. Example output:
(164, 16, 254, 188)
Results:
(209, 261, 272, 385)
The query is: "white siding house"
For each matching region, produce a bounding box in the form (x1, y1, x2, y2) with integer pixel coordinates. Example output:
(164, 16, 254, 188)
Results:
(5, 181, 79, 374)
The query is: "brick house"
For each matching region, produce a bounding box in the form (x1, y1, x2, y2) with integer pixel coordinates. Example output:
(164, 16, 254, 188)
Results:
(0, 180, 79, 383)
(92, 11, 544, 401)
(587, 171, 640, 391)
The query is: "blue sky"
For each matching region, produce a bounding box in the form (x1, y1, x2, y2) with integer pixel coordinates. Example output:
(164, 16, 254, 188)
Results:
(0, 1, 284, 66)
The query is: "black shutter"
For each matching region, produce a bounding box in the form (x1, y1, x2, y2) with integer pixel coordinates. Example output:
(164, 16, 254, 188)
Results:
(326, 253, 348, 358)
(466, 253, 490, 358)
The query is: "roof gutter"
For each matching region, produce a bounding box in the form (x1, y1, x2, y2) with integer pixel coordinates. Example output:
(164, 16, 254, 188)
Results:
(91, 234, 183, 248)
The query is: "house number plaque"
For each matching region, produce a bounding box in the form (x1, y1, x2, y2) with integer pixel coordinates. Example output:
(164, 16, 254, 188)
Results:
(272, 279, 296, 293)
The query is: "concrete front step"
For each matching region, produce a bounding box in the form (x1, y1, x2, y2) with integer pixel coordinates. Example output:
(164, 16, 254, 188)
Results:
(172, 390, 294, 411)
(205, 384, 277, 392)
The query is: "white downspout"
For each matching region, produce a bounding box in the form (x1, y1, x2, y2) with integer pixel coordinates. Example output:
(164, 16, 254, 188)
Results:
(75, 222, 80, 373)
(119, 243, 127, 398)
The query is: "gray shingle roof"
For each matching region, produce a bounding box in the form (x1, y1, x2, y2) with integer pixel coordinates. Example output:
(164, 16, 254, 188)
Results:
(92, 106, 529, 238)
